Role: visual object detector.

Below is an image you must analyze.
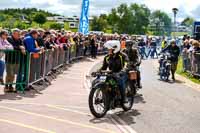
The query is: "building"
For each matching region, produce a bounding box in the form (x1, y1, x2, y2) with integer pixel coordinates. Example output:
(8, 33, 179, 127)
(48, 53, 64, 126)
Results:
(47, 16, 93, 29)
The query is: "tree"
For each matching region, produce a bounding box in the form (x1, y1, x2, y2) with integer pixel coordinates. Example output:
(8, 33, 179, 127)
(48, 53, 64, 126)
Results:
(130, 4, 150, 34)
(33, 13, 47, 26)
(50, 23, 62, 30)
(107, 3, 150, 34)
(90, 14, 108, 32)
(14, 21, 27, 29)
(181, 17, 194, 26)
(149, 10, 172, 35)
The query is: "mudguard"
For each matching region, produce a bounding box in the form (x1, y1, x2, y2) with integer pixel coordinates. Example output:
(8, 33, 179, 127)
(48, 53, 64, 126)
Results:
(92, 81, 107, 90)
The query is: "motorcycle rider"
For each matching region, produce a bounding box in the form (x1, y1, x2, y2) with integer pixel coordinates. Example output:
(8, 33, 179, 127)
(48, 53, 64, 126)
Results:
(162, 39, 180, 81)
(100, 40, 128, 102)
(123, 40, 142, 88)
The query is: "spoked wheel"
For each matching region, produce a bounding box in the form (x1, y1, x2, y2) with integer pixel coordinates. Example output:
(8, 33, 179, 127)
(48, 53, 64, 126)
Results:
(121, 84, 134, 111)
(89, 86, 109, 118)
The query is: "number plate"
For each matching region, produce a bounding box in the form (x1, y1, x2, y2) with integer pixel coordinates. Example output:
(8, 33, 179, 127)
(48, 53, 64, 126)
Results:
(99, 76, 106, 82)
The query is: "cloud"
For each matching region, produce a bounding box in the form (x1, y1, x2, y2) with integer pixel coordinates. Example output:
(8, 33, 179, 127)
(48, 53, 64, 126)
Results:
(191, 5, 200, 20)
(0, 0, 199, 21)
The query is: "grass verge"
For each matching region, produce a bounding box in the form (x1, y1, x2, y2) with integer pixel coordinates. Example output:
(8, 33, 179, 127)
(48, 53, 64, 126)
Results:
(177, 57, 200, 84)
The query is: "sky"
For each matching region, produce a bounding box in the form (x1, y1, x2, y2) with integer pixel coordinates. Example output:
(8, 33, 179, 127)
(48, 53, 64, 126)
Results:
(0, 0, 200, 21)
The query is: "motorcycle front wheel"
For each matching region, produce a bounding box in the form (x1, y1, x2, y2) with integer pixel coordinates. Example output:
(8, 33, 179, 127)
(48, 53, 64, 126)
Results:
(89, 85, 109, 118)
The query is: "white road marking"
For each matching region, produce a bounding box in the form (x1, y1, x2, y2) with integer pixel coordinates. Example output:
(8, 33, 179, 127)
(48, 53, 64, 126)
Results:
(0, 105, 116, 133)
(0, 118, 56, 133)
(0, 102, 90, 115)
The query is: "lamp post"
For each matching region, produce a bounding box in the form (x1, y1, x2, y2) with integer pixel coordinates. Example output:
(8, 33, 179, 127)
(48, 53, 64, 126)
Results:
(172, 8, 178, 37)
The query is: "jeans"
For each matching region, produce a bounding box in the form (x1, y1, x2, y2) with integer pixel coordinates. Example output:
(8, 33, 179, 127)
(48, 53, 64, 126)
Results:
(139, 47, 147, 58)
(0, 60, 5, 79)
(183, 58, 188, 71)
(115, 71, 128, 100)
(148, 46, 158, 58)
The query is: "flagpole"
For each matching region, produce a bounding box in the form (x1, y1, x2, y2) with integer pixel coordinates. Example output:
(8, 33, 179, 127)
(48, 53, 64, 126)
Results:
(78, 0, 84, 33)
(79, 0, 89, 35)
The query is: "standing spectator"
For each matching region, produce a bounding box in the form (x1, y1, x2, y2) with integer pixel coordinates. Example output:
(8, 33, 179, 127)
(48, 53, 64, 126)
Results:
(37, 28, 46, 48)
(0, 30, 13, 88)
(90, 35, 96, 58)
(5, 29, 26, 92)
(161, 37, 167, 50)
(23, 30, 43, 87)
(191, 41, 200, 74)
(147, 38, 158, 58)
(23, 30, 42, 53)
(120, 37, 126, 50)
(83, 36, 89, 56)
(182, 40, 191, 72)
(138, 38, 147, 59)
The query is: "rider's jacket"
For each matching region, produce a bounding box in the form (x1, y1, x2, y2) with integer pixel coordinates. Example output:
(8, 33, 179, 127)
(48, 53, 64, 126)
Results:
(162, 45, 180, 62)
(123, 48, 141, 69)
(101, 52, 127, 73)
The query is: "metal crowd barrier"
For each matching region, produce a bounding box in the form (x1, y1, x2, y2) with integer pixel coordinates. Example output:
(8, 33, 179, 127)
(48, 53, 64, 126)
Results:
(28, 52, 46, 86)
(182, 52, 200, 78)
(0, 50, 30, 92)
(0, 44, 107, 93)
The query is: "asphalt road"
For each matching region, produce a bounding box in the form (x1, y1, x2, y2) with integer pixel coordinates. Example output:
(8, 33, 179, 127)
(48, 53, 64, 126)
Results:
(0, 57, 121, 133)
(109, 59, 200, 133)
(89, 58, 200, 133)
(0, 57, 199, 133)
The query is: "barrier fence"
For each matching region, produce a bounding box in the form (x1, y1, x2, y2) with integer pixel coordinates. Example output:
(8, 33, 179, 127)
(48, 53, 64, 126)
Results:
(0, 50, 30, 92)
(182, 52, 200, 78)
(0, 44, 106, 93)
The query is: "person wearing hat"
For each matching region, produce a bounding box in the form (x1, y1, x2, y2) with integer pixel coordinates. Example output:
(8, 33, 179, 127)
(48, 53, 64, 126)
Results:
(37, 28, 46, 48)
(162, 39, 180, 81)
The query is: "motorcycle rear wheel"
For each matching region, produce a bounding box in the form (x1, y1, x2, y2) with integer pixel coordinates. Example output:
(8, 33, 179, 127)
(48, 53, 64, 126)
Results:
(121, 84, 134, 111)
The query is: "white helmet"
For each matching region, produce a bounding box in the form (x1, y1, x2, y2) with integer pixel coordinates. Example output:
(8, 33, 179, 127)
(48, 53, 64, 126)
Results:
(104, 40, 121, 54)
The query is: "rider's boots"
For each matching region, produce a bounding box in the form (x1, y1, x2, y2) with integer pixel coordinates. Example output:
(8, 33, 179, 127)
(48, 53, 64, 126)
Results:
(137, 71, 142, 89)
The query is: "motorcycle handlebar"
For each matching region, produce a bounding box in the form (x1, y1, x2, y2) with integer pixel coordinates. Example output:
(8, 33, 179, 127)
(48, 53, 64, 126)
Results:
(91, 70, 112, 77)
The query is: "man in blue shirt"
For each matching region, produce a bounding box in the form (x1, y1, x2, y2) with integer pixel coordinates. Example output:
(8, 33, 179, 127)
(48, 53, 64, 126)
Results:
(23, 30, 42, 53)
(23, 30, 43, 91)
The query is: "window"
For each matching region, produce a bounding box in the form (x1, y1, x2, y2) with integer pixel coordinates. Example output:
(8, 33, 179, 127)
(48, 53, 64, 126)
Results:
(69, 22, 77, 28)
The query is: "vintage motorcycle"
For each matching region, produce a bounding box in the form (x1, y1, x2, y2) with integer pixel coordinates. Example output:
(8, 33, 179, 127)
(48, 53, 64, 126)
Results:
(88, 71, 135, 118)
(158, 52, 172, 81)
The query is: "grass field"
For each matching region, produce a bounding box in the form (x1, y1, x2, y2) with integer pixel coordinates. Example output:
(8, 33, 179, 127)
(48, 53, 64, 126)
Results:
(171, 32, 191, 37)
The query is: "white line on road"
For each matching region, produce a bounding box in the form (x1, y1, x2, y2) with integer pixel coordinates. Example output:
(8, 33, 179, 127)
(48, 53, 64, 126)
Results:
(0, 102, 88, 109)
(0, 118, 56, 133)
(0, 102, 90, 116)
(0, 105, 115, 133)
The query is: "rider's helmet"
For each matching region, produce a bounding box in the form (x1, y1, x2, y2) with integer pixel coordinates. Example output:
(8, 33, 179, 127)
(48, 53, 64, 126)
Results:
(126, 40, 134, 50)
(170, 39, 176, 47)
(104, 40, 120, 54)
